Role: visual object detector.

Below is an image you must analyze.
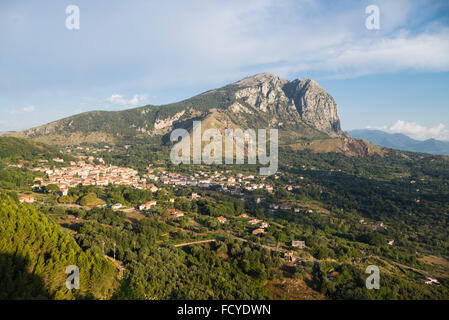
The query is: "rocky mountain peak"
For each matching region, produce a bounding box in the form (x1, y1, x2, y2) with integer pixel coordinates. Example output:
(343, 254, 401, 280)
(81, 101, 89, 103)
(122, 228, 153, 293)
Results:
(284, 78, 342, 135)
(231, 73, 342, 136)
(232, 73, 290, 113)
(235, 72, 288, 88)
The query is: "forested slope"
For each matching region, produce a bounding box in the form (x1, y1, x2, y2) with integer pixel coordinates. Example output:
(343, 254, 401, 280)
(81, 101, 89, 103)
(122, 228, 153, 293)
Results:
(0, 195, 116, 299)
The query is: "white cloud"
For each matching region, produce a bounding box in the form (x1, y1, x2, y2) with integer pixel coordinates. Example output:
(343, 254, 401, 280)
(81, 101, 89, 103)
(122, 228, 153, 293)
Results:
(370, 120, 449, 141)
(105, 94, 147, 106)
(128, 94, 147, 105)
(127, 0, 449, 86)
(304, 29, 449, 78)
(23, 105, 35, 112)
(105, 94, 127, 105)
(2, 0, 448, 97)
(9, 105, 35, 114)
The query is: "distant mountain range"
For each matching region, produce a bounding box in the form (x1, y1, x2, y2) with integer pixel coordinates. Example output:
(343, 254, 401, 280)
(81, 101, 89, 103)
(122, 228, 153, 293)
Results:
(348, 129, 449, 155)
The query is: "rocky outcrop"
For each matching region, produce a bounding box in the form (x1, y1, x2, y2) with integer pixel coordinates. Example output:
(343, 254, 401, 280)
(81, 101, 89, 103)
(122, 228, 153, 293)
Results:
(284, 78, 342, 136)
(234, 73, 291, 113)
(230, 73, 343, 136)
(152, 110, 186, 135)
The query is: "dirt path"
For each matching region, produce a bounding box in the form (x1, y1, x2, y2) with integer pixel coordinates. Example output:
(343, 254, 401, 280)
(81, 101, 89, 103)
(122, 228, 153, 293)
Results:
(174, 239, 216, 247)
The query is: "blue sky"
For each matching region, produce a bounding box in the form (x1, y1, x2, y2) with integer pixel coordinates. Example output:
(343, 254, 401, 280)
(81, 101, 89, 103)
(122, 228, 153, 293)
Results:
(1, 0, 449, 140)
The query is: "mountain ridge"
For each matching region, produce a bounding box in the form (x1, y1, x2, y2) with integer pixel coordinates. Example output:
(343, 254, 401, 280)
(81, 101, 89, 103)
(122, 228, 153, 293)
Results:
(349, 129, 449, 156)
(11, 73, 378, 156)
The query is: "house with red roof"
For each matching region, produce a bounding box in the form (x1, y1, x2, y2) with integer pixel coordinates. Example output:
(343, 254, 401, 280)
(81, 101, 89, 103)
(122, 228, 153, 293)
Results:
(19, 195, 34, 203)
(139, 200, 157, 210)
(217, 216, 227, 224)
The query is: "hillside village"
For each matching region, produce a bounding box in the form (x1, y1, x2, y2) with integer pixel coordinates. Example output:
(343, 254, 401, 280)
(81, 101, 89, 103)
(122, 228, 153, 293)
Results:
(15, 153, 321, 257)
(16, 151, 395, 247)
(31, 156, 152, 195)
(29, 155, 276, 198)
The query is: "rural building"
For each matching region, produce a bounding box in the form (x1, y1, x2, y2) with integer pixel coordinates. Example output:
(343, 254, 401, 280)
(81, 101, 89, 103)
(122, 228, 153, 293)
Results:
(252, 228, 265, 235)
(292, 240, 305, 249)
(139, 200, 157, 210)
(248, 219, 260, 225)
(217, 216, 227, 223)
(168, 209, 185, 218)
(19, 195, 34, 203)
(283, 250, 298, 263)
(327, 271, 340, 280)
(112, 203, 122, 210)
(421, 277, 440, 285)
(260, 222, 269, 229)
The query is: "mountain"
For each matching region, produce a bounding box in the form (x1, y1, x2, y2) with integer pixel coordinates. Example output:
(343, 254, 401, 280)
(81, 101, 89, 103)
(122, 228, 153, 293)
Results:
(12, 73, 376, 156)
(348, 129, 449, 156)
(0, 132, 16, 136)
(0, 136, 62, 162)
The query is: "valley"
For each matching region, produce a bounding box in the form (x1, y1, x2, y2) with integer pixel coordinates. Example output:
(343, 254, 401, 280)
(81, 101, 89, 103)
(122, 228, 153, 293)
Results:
(1, 74, 449, 300)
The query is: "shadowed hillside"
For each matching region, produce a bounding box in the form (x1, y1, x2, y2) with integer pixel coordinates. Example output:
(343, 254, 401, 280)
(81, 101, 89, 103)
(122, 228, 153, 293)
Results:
(0, 195, 116, 299)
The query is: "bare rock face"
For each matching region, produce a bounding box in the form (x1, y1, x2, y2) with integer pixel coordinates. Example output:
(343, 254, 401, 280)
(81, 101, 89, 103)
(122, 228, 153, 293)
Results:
(234, 73, 291, 113)
(284, 78, 342, 136)
(231, 73, 343, 136)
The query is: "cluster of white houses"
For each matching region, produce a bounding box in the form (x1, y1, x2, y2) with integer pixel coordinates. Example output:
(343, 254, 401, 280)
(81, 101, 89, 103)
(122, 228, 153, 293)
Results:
(30, 157, 280, 198)
(148, 169, 274, 193)
(32, 159, 158, 195)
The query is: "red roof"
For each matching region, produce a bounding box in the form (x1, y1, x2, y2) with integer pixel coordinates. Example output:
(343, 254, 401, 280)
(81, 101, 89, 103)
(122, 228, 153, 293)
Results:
(252, 228, 264, 235)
